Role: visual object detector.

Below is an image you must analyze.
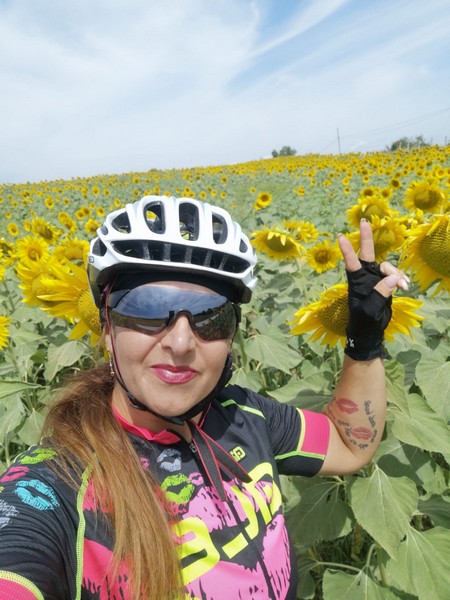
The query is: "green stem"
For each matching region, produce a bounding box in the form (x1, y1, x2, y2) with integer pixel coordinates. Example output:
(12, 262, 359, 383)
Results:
(316, 561, 361, 575)
(1, 281, 16, 313)
(365, 543, 377, 569)
(376, 545, 389, 588)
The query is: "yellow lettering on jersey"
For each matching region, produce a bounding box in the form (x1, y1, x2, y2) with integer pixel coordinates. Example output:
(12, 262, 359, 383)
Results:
(177, 516, 220, 583)
(222, 486, 259, 558)
(244, 462, 282, 522)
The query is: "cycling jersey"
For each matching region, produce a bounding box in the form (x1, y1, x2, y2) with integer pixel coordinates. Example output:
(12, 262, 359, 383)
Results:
(0, 384, 330, 600)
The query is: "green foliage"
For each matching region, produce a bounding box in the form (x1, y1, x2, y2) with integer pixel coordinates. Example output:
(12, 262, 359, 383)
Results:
(387, 135, 430, 151)
(272, 145, 298, 157)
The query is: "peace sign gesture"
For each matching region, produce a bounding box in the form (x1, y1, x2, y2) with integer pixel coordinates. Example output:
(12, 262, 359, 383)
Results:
(337, 219, 410, 360)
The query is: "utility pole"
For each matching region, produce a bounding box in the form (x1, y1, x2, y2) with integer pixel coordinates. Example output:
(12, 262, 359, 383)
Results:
(337, 128, 341, 154)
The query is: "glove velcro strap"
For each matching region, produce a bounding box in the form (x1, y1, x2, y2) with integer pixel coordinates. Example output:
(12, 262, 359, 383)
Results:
(344, 334, 386, 361)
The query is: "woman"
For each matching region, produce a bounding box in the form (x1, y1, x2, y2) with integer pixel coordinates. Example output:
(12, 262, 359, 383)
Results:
(0, 195, 408, 599)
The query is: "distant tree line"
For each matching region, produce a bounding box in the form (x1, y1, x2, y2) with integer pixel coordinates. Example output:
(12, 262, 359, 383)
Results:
(386, 134, 431, 151)
(271, 146, 297, 157)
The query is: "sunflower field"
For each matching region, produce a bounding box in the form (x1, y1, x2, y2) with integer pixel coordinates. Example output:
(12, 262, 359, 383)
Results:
(1, 145, 450, 600)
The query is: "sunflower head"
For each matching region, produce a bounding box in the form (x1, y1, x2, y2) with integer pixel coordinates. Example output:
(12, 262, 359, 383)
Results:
(400, 215, 450, 294)
(404, 179, 446, 213)
(0, 315, 10, 350)
(306, 240, 341, 274)
(346, 195, 393, 229)
(251, 227, 303, 261)
(290, 284, 424, 348)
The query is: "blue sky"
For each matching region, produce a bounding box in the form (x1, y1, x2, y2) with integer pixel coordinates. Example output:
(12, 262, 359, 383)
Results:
(1, 0, 449, 184)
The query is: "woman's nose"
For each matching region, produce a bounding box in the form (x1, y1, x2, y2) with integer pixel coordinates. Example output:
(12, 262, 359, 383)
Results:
(160, 313, 196, 354)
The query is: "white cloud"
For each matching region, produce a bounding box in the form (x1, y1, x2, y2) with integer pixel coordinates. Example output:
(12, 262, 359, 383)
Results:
(0, 0, 449, 183)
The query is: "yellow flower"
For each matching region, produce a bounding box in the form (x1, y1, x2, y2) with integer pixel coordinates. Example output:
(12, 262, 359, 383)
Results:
(254, 192, 272, 210)
(84, 218, 100, 235)
(7, 222, 19, 237)
(347, 216, 406, 262)
(0, 315, 10, 350)
(347, 196, 393, 228)
(289, 284, 423, 347)
(15, 235, 50, 266)
(283, 219, 319, 243)
(251, 227, 303, 261)
(16, 257, 59, 308)
(399, 215, 450, 294)
(289, 284, 349, 347)
(404, 179, 446, 213)
(306, 240, 341, 273)
(38, 258, 102, 341)
(384, 296, 424, 342)
(31, 217, 61, 243)
(58, 212, 77, 233)
(52, 238, 90, 264)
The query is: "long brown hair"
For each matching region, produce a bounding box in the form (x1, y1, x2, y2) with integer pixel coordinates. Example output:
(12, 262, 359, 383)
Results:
(42, 363, 183, 599)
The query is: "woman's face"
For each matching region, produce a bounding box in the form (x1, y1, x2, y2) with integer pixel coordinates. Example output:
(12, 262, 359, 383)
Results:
(104, 281, 233, 430)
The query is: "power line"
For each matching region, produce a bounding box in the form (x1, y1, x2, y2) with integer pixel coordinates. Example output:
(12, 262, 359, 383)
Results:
(317, 106, 449, 153)
(340, 106, 450, 141)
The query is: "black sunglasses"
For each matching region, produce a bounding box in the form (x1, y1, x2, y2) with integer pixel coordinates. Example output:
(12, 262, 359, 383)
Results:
(107, 285, 240, 341)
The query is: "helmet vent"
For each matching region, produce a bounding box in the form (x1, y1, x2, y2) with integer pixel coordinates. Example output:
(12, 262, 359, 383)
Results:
(92, 238, 107, 256)
(212, 215, 228, 244)
(239, 239, 248, 253)
(178, 202, 199, 241)
(144, 202, 165, 234)
(111, 212, 131, 234)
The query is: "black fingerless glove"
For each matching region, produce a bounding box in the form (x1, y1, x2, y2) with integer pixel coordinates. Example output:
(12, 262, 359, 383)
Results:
(345, 260, 392, 360)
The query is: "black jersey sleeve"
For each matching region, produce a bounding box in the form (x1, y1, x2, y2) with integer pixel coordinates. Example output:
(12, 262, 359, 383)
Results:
(0, 448, 78, 600)
(224, 385, 330, 477)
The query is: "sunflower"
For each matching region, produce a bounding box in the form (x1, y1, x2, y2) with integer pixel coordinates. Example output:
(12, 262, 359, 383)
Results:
(254, 192, 272, 211)
(58, 212, 77, 233)
(15, 235, 50, 266)
(7, 222, 19, 237)
(283, 219, 319, 243)
(346, 195, 394, 228)
(16, 257, 59, 308)
(399, 215, 450, 294)
(251, 227, 303, 261)
(31, 217, 61, 244)
(306, 240, 341, 273)
(289, 284, 423, 348)
(384, 296, 424, 342)
(0, 238, 15, 265)
(38, 258, 102, 340)
(84, 218, 101, 235)
(347, 216, 406, 262)
(289, 284, 349, 347)
(0, 263, 5, 283)
(52, 238, 90, 264)
(0, 315, 10, 350)
(404, 179, 446, 213)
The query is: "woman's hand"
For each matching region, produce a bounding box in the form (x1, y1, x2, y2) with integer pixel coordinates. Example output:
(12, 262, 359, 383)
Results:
(337, 219, 410, 360)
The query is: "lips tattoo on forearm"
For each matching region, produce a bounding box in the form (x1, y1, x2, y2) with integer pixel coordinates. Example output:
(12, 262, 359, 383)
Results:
(335, 397, 359, 414)
(325, 396, 378, 449)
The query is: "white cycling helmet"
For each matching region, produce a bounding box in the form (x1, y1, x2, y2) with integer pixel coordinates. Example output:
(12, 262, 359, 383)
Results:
(88, 195, 258, 306)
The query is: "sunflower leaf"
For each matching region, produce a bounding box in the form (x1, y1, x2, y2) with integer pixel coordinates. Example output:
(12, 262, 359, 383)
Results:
(391, 393, 450, 454)
(285, 478, 353, 545)
(0, 380, 42, 400)
(348, 466, 418, 557)
(386, 526, 450, 600)
(45, 340, 87, 380)
(415, 355, 450, 421)
(244, 332, 301, 373)
(322, 569, 400, 600)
